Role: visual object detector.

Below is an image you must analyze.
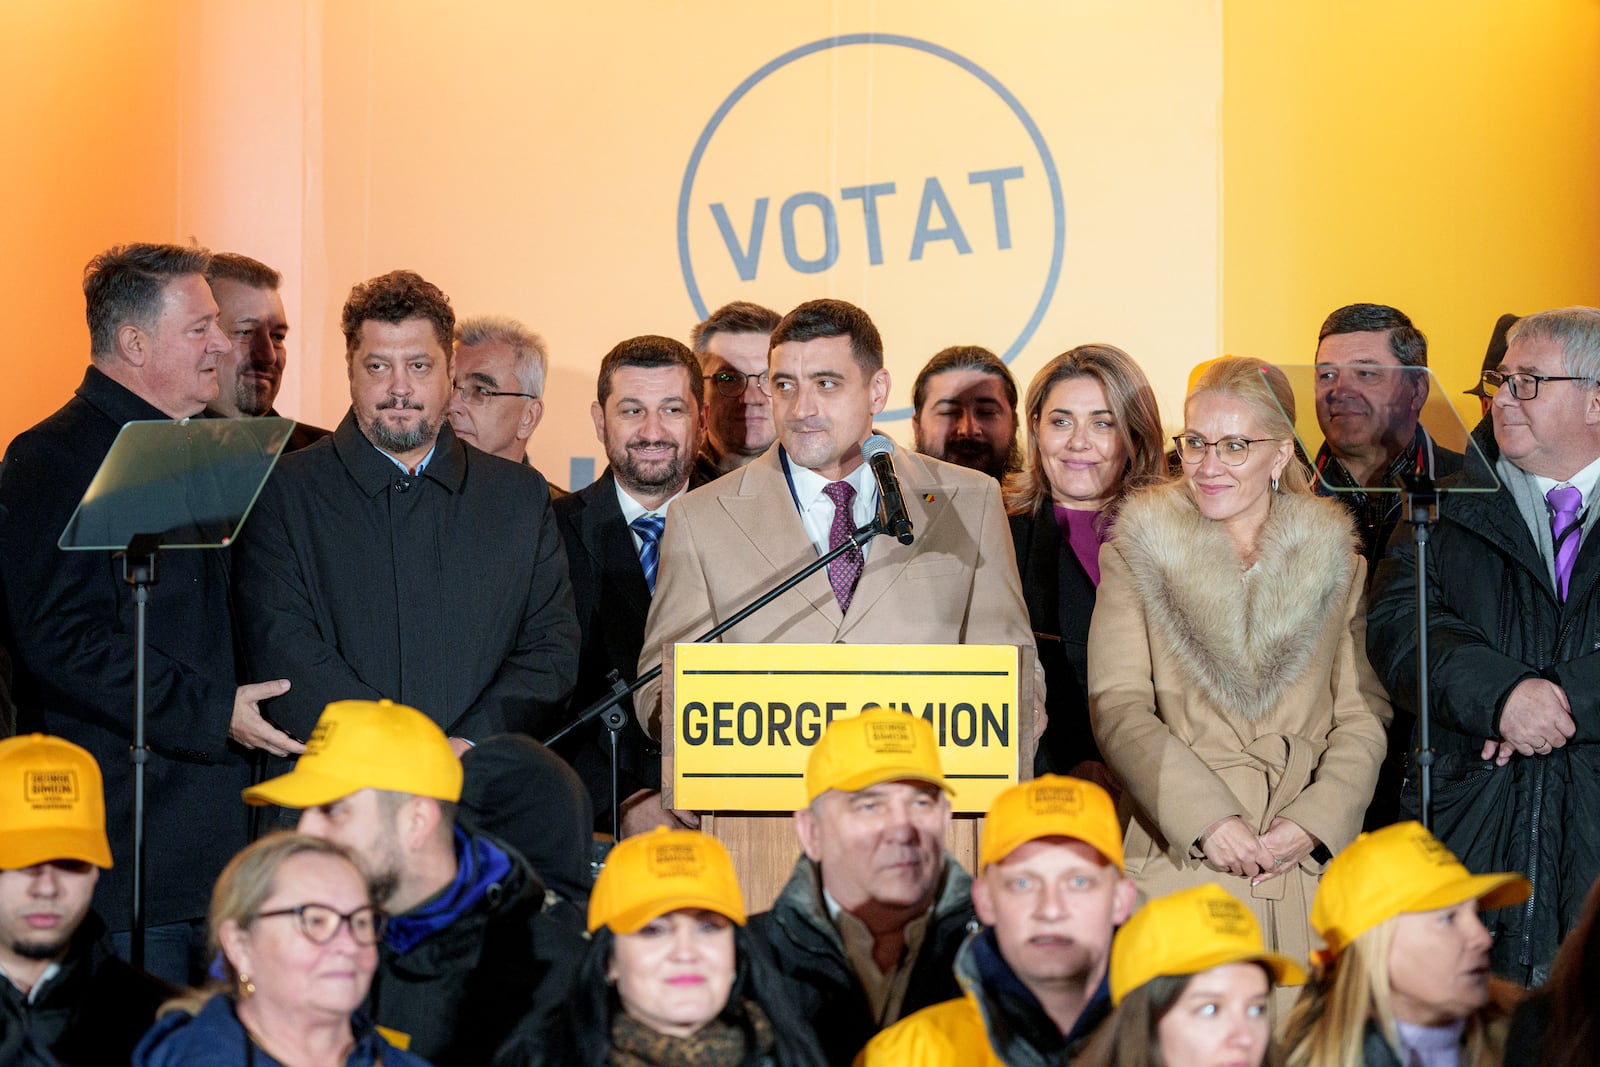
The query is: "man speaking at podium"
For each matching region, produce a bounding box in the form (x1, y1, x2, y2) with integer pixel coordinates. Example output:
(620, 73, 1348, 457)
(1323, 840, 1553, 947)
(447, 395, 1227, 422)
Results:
(634, 298, 1041, 826)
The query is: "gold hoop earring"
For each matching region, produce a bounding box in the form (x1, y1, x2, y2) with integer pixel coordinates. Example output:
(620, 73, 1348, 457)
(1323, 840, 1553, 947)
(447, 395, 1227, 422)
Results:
(238, 973, 256, 997)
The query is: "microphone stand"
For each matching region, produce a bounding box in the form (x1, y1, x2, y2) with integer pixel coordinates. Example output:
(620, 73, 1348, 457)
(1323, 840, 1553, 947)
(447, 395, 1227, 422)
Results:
(545, 518, 891, 842)
(114, 533, 162, 971)
(1400, 472, 1439, 830)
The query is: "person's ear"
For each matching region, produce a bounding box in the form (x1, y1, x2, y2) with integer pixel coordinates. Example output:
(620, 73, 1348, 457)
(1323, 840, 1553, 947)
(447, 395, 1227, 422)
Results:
(793, 805, 824, 863)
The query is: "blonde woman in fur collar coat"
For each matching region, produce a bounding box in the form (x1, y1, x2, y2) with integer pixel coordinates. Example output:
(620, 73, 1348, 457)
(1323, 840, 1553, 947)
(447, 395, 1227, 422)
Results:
(1088, 357, 1392, 1003)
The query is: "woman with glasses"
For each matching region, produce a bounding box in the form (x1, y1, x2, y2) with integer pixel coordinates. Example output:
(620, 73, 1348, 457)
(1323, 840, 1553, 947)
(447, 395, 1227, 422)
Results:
(1005, 344, 1166, 778)
(1088, 356, 1391, 1008)
(134, 833, 431, 1067)
(495, 828, 822, 1067)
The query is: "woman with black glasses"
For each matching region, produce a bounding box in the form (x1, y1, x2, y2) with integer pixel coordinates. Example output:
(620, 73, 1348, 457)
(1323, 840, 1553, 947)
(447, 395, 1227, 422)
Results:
(1088, 357, 1391, 1014)
(135, 833, 433, 1066)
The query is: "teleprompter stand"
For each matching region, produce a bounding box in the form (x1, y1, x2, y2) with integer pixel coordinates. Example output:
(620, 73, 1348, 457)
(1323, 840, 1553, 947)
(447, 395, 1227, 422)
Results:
(60, 416, 292, 968)
(544, 518, 892, 844)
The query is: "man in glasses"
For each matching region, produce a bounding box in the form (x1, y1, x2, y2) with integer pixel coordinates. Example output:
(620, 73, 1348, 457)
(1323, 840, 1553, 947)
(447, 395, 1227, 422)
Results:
(552, 335, 709, 833)
(0, 734, 171, 1064)
(911, 345, 1021, 482)
(1311, 303, 1462, 565)
(1368, 306, 1600, 987)
(447, 314, 553, 473)
(246, 698, 584, 1066)
(690, 300, 781, 480)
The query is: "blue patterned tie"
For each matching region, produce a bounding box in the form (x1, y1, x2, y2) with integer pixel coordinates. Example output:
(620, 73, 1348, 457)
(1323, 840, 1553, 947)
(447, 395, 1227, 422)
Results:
(631, 514, 666, 595)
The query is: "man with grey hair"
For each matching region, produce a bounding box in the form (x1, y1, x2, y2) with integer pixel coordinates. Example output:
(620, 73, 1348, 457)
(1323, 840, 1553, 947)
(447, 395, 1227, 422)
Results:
(204, 252, 329, 451)
(1369, 305, 1600, 986)
(690, 300, 780, 480)
(910, 345, 1020, 481)
(448, 314, 549, 466)
(0, 243, 294, 984)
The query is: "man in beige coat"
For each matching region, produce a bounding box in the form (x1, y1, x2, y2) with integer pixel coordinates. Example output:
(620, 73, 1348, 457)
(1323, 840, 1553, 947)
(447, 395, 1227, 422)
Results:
(632, 299, 1041, 828)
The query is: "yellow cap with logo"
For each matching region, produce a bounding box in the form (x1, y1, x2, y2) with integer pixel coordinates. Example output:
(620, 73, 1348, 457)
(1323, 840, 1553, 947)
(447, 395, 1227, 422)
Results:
(589, 827, 746, 934)
(1310, 821, 1529, 965)
(1112, 884, 1307, 1004)
(0, 734, 113, 869)
(804, 707, 949, 803)
(980, 774, 1123, 872)
(242, 699, 463, 808)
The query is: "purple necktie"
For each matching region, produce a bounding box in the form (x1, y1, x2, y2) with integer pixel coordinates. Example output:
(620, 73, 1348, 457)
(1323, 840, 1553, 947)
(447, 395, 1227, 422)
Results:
(823, 481, 863, 613)
(1548, 484, 1583, 602)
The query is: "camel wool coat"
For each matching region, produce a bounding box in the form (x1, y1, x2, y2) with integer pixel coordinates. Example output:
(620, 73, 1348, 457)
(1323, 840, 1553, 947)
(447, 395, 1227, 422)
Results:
(1087, 483, 1391, 966)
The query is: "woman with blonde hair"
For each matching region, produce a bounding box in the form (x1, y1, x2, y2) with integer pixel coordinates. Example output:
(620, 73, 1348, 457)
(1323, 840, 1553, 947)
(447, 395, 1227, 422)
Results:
(1283, 821, 1528, 1067)
(1088, 356, 1392, 995)
(1006, 343, 1165, 777)
(134, 832, 431, 1066)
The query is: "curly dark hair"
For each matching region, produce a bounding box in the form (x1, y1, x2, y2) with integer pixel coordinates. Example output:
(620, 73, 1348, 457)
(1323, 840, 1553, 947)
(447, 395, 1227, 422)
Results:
(340, 270, 455, 360)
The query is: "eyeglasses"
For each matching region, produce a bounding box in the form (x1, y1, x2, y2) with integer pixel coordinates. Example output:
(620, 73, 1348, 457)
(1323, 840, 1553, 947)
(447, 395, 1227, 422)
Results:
(255, 903, 386, 945)
(1479, 369, 1592, 401)
(704, 369, 770, 398)
(1172, 434, 1277, 467)
(453, 383, 537, 406)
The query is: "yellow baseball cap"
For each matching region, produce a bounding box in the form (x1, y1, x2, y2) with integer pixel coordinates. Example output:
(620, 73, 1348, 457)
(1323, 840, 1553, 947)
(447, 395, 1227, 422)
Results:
(0, 734, 113, 869)
(1311, 821, 1529, 964)
(588, 828, 747, 934)
(980, 775, 1124, 872)
(242, 699, 463, 808)
(804, 707, 949, 803)
(1111, 884, 1307, 1005)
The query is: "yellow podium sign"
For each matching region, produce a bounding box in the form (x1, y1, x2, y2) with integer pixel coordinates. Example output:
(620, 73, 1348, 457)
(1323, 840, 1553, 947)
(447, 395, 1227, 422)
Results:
(668, 643, 1024, 813)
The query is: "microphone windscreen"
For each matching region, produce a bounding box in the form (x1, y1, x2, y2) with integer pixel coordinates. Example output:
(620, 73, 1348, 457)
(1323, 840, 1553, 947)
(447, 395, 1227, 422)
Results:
(861, 434, 895, 461)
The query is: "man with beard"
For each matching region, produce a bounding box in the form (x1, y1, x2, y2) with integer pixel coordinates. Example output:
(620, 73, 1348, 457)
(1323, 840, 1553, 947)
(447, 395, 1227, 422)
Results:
(0, 734, 172, 1065)
(204, 252, 330, 450)
(859, 775, 1136, 1065)
(690, 300, 780, 480)
(246, 699, 584, 1066)
(910, 345, 1021, 481)
(233, 270, 580, 767)
(551, 336, 708, 834)
(1312, 303, 1461, 564)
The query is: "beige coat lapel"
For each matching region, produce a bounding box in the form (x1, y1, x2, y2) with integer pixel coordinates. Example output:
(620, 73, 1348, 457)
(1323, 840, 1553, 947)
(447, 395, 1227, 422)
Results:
(716, 449, 844, 631)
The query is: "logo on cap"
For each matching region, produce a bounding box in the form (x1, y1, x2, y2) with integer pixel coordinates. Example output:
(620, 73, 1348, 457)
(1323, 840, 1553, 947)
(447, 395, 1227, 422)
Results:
(1026, 782, 1085, 816)
(1411, 834, 1453, 864)
(866, 720, 915, 753)
(1203, 895, 1253, 938)
(24, 769, 80, 809)
(648, 842, 707, 878)
(306, 720, 337, 755)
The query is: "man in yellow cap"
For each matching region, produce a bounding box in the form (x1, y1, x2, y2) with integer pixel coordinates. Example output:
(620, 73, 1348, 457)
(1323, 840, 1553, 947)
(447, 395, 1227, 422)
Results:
(0, 734, 171, 1064)
(747, 707, 974, 1065)
(858, 774, 1137, 1065)
(243, 698, 585, 1067)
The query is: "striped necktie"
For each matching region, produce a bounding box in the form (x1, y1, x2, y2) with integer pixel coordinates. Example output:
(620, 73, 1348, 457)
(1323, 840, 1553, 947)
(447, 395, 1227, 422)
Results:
(631, 514, 666, 594)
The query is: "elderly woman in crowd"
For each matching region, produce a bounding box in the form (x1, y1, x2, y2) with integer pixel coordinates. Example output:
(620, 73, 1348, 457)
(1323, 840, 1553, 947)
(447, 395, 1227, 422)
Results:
(134, 832, 431, 1067)
(1006, 344, 1166, 778)
(1076, 882, 1302, 1067)
(1283, 821, 1528, 1067)
(1088, 356, 1391, 984)
(497, 827, 822, 1067)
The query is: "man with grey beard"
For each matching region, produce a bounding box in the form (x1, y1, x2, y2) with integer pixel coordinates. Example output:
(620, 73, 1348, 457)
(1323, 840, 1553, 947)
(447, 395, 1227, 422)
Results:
(551, 335, 709, 832)
(233, 270, 580, 779)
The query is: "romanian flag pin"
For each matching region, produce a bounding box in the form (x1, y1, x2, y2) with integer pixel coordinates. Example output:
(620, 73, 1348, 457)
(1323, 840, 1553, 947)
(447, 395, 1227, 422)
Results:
(923, 493, 936, 503)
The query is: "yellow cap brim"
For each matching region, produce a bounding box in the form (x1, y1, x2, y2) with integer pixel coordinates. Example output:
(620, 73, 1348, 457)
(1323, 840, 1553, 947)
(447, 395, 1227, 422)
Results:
(0, 827, 113, 870)
(1404, 871, 1531, 917)
(1114, 945, 1308, 1005)
(242, 765, 362, 809)
(809, 767, 953, 804)
(593, 893, 748, 935)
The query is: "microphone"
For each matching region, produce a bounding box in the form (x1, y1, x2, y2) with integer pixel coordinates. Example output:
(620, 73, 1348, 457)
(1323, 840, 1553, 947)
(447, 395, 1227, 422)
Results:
(861, 434, 914, 545)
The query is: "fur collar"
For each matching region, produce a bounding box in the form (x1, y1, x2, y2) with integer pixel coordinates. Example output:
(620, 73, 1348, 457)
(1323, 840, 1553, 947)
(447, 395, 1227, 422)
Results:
(1113, 483, 1356, 720)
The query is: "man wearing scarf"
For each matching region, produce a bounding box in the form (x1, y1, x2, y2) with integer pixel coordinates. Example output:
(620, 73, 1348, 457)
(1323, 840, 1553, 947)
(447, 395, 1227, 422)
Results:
(244, 698, 584, 1067)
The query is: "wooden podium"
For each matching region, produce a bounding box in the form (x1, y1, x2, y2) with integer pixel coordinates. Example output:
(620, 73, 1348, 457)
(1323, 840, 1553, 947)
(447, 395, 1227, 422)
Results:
(661, 643, 1036, 913)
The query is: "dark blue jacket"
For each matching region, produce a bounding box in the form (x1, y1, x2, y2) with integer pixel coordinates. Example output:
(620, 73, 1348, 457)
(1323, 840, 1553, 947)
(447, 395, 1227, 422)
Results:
(133, 994, 433, 1066)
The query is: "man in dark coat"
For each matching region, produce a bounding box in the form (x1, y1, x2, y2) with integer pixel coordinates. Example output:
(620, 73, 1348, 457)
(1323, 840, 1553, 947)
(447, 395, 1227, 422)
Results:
(552, 335, 709, 834)
(1368, 306, 1600, 986)
(0, 243, 294, 984)
(232, 270, 579, 756)
(246, 699, 585, 1067)
(0, 735, 173, 1066)
(203, 251, 331, 450)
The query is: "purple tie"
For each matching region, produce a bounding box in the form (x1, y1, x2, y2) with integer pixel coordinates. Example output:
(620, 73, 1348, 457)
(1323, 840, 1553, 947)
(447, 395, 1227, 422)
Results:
(1548, 485, 1583, 602)
(823, 481, 863, 613)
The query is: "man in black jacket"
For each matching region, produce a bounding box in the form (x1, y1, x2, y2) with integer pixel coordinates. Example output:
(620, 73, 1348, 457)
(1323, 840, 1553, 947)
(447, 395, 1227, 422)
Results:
(552, 335, 708, 834)
(0, 242, 295, 983)
(232, 270, 579, 757)
(0, 734, 172, 1066)
(750, 708, 977, 1065)
(1368, 305, 1600, 986)
(246, 698, 584, 1066)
